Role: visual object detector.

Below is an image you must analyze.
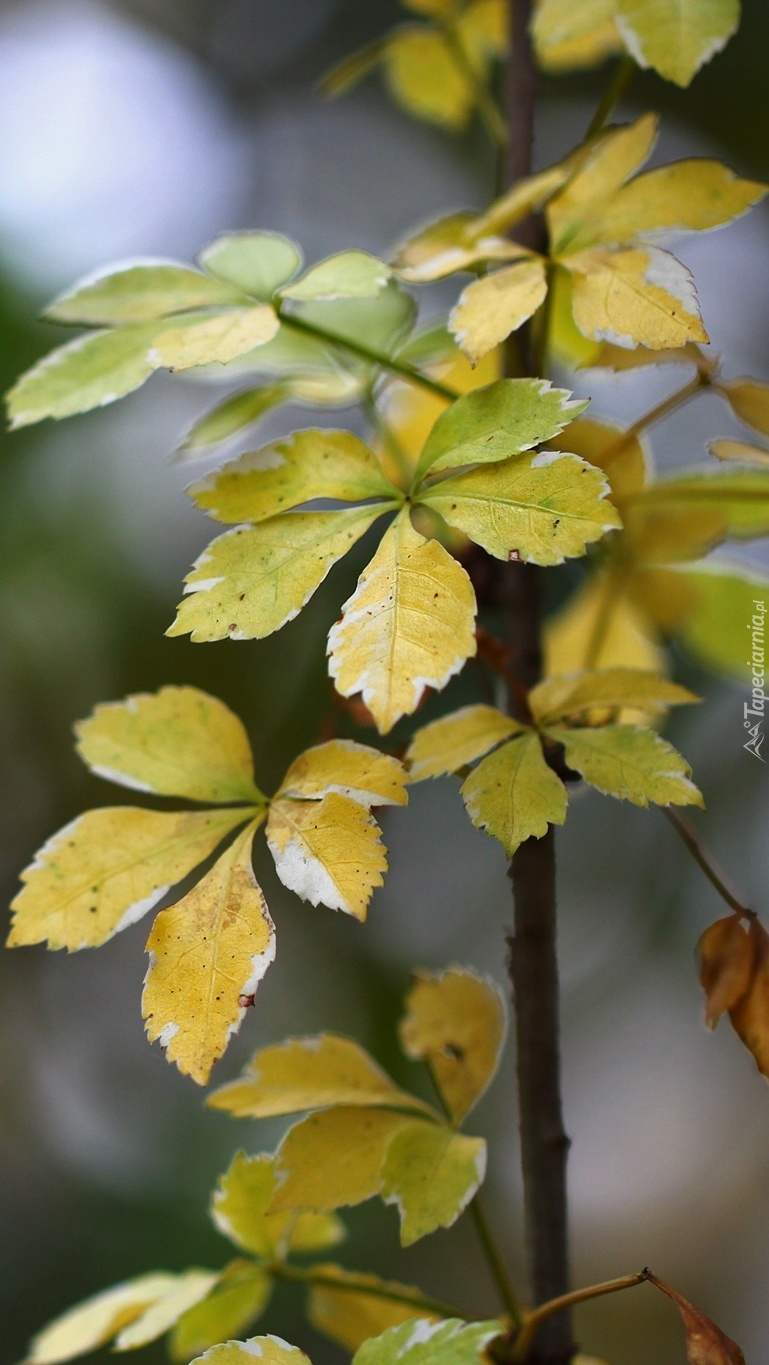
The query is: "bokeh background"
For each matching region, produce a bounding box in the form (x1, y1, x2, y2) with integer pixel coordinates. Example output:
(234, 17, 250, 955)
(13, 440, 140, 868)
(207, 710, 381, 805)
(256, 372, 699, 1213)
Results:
(1, 2, 769, 1363)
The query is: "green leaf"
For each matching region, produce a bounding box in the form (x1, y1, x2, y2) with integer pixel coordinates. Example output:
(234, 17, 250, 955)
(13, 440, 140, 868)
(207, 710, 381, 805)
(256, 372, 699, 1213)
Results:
(150, 306, 280, 371)
(44, 262, 245, 325)
(179, 384, 291, 455)
(277, 739, 409, 807)
(25, 1275, 180, 1365)
(637, 469, 769, 539)
(292, 283, 416, 366)
(381, 1123, 486, 1245)
(270, 1107, 415, 1213)
(74, 686, 264, 804)
(529, 668, 699, 724)
(169, 1264, 273, 1364)
(415, 379, 588, 479)
(168, 505, 388, 644)
(461, 731, 568, 856)
(7, 323, 160, 427)
(114, 1272, 219, 1350)
(664, 561, 769, 681)
(399, 968, 506, 1123)
(199, 232, 303, 298)
(353, 1318, 503, 1365)
(281, 251, 392, 302)
(552, 724, 704, 807)
(406, 705, 524, 780)
(615, 0, 740, 87)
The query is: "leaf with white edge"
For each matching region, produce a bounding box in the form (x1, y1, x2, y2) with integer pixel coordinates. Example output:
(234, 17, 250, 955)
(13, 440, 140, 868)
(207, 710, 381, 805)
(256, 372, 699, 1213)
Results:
(529, 669, 699, 724)
(615, 0, 740, 87)
(585, 340, 709, 373)
(7, 323, 161, 427)
(384, 28, 474, 130)
(278, 740, 408, 807)
(709, 439, 769, 466)
(270, 1107, 415, 1213)
(400, 968, 506, 1123)
(533, 0, 621, 71)
(192, 1338, 312, 1365)
(553, 724, 704, 808)
(45, 261, 246, 325)
(327, 512, 477, 735)
(208, 1033, 432, 1120)
(143, 823, 275, 1085)
(115, 1272, 220, 1350)
(578, 161, 766, 250)
(461, 731, 568, 856)
(565, 245, 708, 349)
(188, 429, 394, 525)
(212, 1153, 295, 1258)
(718, 376, 769, 436)
(353, 1317, 503, 1365)
(637, 468, 769, 538)
(406, 705, 523, 780)
(281, 252, 392, 302)
(179, 385, 291, 455)
(422, 450, 620, 567)
(309, 1265, 437, 1354)
(74, 687, 263, 804)
(8, 806, 249, 952)
(150, 307, 280, 371)
(450, 259, 549, 366)
(547, 113, 659, 254)
(199, 232, 303, 299)
(169, 506, 388, 644)
(170, 1265, 273, 1364)
(547, 415, 648, 504)
(415, 378, 587, 479)
(25, 1276, 179, 1365)
(393, 214, 528, 284)
(267, 794, 387, 921)
(381, 1123, 487, 1245)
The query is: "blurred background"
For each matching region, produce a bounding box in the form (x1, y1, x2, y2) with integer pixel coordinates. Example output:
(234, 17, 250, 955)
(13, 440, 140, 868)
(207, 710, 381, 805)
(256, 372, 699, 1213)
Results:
(1, 2, 769, 1363)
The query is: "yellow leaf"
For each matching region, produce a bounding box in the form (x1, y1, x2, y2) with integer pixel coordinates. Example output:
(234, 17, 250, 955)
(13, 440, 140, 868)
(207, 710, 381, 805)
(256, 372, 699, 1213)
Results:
(585, 339, 709, 372)
(401, 0, 459, 15)
(189, 429, 394, 525)
(150, 306, 280, 371)
(190, 1339, 312, 1365)
(8, 807, 249, 952)
(406, 704, 523, 780)
(278, 739, 408, 807)
(114, 1272, 219, 1350)
(698, 916, 756, 1029)
(718, 377, 769, 437)
(74, 687, 263, 804)
(393, 214, 528, 285)
(533, 0, 621, 70)
(309, 1265, 437, 1353)
(212, 1153, 293, 1258)
(471, 159, 579, 240)
(658, 560, 769, 681)
(400, 967, 506, 1122)
(545, 574, 664, 675)
(552, 724, 704, 808)
(290, 1212, 348, 1253)
(170, 1264, 273, 1364)
(709, 439, 769, 467)
(380, 1123, 486, 1245)
(327, 512, 477, 734)
(565, 245, 708, 349)
(384, 28, 474, 129)
(547, 266, 603, 368)
(450, 259, 548, 365)
(461, 731, 568, 856)
(529, 668, 698, 724)
(547, 114, 658, 253)
(267, 795, 387, 920)
(143, 823, 275, 1085)
(169, 506, 388, 644)
(270, 1107, 414, 1213)
(581, 161, 766, 249)
(25, 1276, 179, 1365)
(636, 468, 769, 539)
(615, 0, 740, 87)
(546, 415, 648, 503)
(458, 0, 507, 59)
(208, 1033, 432, 1119)
(623, 500, 727, 564)
(354, 1319, 503, 1365)
(422, 449, 620, 566)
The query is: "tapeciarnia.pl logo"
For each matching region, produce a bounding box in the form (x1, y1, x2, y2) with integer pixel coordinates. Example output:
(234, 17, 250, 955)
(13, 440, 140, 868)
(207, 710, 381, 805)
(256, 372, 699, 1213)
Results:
(744, 599, 766, 762)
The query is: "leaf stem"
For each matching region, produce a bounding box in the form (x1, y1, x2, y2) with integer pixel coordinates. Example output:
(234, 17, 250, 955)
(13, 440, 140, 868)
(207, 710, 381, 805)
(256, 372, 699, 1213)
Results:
(510, 1271, 648, 1362)
(585, 55, 636, 140)
(598, 372, 706, 470)
(470, 1196, 525, 1328)
(581, 559, 628, 670)
(269, 1261, 464, 1320)
(663, 808, 754, 916)
(364, 394, 414, 487)
(441, 19, 508, 149)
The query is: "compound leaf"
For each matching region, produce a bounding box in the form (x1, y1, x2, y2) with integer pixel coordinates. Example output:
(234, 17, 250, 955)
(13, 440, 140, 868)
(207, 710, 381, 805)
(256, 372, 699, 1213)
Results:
(553, 724, 703, 808)
(25, 1276, 180, 1365)
(406, 705, 523, 780)
(309, 1266, 438, 1353)
(114, 1272, 219, 1351)
(266, 794, 387, 921)
(281, 252, 392, 301)
(381, 1123, 486, 1245)
(400, 967, 506, 1122)
(529, 668, 698, 724)
(270, 1107, 414, 1213)
(416, 378, 587, 478)
(150, 307, 280, 371)
(353, 1318, 503, 1365)
(7, 323, 160, 427)
(45, 262, 244, 325)
(461, 731, 568, 856)
(450, 259, 548, 366)
(198, 232, 303, 299)
(565, 245, 708, 349)
(278, 740, 408, 807)
(615, 0, 741, 87)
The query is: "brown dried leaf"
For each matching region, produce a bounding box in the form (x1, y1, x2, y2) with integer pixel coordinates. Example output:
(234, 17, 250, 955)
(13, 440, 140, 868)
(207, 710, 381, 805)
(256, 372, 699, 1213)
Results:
(647, 1273, 745, 1365)
(698, 916, 756, 1028)
(728, 919, 769, 1078)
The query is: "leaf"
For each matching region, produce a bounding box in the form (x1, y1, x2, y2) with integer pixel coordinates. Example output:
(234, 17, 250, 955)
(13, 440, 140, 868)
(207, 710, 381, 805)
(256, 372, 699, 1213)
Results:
(7, 323, 160, 427)
(718, 377, 769, 436)
(191, 1340, 312, 1365)
(553, 724, 703, 808)
(529, 668, 698, 724)
(728, 919, 769, 1079)
(580, 161, 766, 249)
(170, 1265, 273, 1364)
(547, 114, 659, 254)
(471, 158, 580, 240)
(309, 1266, 437, 1353)
(179, 385, 292, 455)
(415, 378, 587, 478)
(698, 916, 756, 1028)
(422, 450, 620, 567)
(399, 967, 506, 1122)
(458, 0, 507, 59)
(293, 283, 416, 365)
(188, 429, 394, 524)
(320, 38, 390, 97)
(114, 1272, 219, 1350)
(8, 806, 248, 952)
(212, 1153, 294, 1258)
(169, 506, 387, 644)
(586, 339, 708, 372)
(393, 215, 527, 285)
(545, 574, 665, 676)
(450, 260, 549, 366)
(327, 513, 477, 734)
(565, 245, 708, 349)
(406, 705, 523, 780)
(266, 793, 387, 920)
(615, 0, 741, 87)
(637, 468, 769, 538)
(384, 28, 474, 130)
(25, 1275, 180, 1365)
(270, 1107, 414, 1213)
(547, 415, 648, 503)
(208, 1033, 431, 1119)
(709, 439, 769, 467)
(461, 731, 568, 856)
(666, 561, 769, 680)
(352, 1317, 503, 1365)
(533, 0, 621, 71)
(198, 232, 303, 298)
(278, 740, 408, 807)
(646, 1271, 745, 1364)
(45, 261, 245, 325)
(74, 686, 263, 804)
(381, 1123, 486, 1245)
(281, 252, 392, 301)
(143, 823, 276, 1085)
(150, 307, 280, 371)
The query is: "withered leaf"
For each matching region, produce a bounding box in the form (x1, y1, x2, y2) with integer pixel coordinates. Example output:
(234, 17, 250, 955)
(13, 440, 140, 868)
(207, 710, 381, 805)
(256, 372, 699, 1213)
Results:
(647, 1272, 745, 1365)
(698, 916, 755, 1028)
(728, 919, 769, 1079)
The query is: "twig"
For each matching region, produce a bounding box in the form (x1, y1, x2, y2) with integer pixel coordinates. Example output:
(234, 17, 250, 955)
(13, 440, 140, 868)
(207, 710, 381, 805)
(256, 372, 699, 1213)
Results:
(511, 1271, 648, 1362)
(270, 1261, 463, 1320)
(664, 808, 754, 917)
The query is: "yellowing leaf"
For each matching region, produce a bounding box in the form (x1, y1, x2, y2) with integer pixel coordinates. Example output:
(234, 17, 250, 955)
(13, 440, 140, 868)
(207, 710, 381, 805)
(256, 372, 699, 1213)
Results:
(565, 245, 708, 349)
(170, 1265, 273, 1364)
(546, 415, 648, 503)
(198, 232, 303, 299)
(636, 468, 769, 539)
(278, 740, 408, 807)
(586, 340, 709, 373)
(698, 916, 755, 1028)
(114, 1272, 219, 1350)
(393, 214, 527, 285)
(143, 824, 275, 1085)
(188, 429, 393, 525)
(212, 1153, 293, 1258)
(192, 1339, 312, 1365)
(353, 1319, 503, 1365)
(615, 0, 740, 87)
(400, 967, 506, 1121)
(381, 1123, 486, 1245)
(266, 794, 387, 920)
(270, 1107, 414, 1213)
(450, 260, 549, 366)
(718, 376, 769, 436)
(8, 807, 248, 952)
(384, 28, 474, 130)
(529, 668, 698, 724)
(169, 506, 387, 644)
(406, 705, 523, 780)
(582, 161, 766, 248)
(647, 1271, 745, 1365)
(623, 501, 726, 564)
(553, 724, 703, 808)
(666, 561, 769, 681)
(309, 1266, 437, 1353)
(45, 262, 244, 325)
(461, 732, 568, 856)
(281, 252, 392, 301)
(471, 158, 579, 240)
(728, 919, 769, 1080)
(74, 687, 263, 804)
(25, 1276, 179, 1365)
(327, 513, 477, 734)
(545, 574, 664, 676)
(208, 1033, 431, 1119)
(422, 450, 620, 567)
(6, 323, 160, 428)
(709, 439, 769, 467)
(533, 0, 621, 70)
(150, 307, 280, 371)
(457, 0, 507, 58)
(547, 114, 658, 254)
